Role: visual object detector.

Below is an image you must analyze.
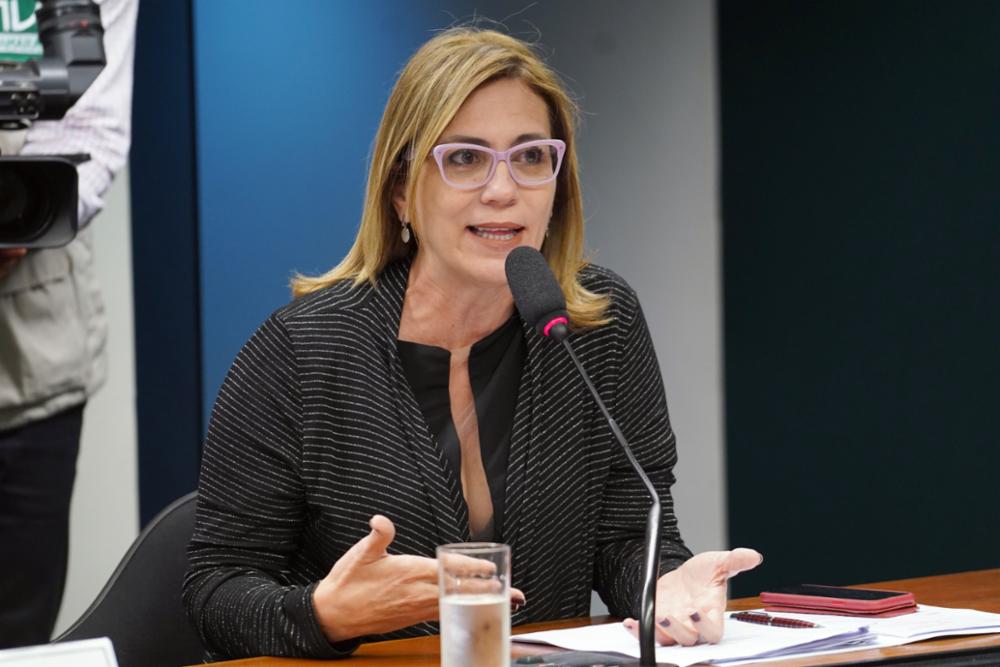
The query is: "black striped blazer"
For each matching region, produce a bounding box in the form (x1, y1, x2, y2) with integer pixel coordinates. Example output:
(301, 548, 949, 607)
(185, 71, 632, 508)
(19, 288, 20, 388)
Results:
(183, 260, 692, 660)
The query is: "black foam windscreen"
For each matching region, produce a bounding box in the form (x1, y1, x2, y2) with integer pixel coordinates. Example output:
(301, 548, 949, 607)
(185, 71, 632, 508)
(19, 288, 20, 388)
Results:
(505, 246, 568, 337)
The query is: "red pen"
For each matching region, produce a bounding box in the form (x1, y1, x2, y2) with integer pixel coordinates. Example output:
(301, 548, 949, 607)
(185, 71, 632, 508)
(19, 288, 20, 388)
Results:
(732, 611, 820, 629)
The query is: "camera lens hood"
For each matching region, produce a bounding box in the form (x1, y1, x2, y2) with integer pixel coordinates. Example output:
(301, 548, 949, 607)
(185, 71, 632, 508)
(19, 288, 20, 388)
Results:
(0, 156, 78, 248)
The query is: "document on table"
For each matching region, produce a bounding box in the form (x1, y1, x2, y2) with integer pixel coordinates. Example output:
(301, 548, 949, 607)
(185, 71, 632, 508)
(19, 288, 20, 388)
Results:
(0, 638, 119, 667)
(512, 605, 1000, 666)
(866, 605, 1000, 641)
(514, 619, 875, 666)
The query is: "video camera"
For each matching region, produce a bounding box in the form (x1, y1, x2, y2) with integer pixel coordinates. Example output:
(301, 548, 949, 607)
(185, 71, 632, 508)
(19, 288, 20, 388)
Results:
(0, 0, 106, 249)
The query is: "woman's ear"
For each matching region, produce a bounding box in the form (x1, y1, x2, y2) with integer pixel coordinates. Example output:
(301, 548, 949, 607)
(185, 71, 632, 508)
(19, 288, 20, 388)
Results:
(392, 181, 408, 223)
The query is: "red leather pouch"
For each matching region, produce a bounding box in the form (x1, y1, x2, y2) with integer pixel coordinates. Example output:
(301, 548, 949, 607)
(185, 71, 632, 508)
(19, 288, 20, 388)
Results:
(761, 584, 917, 617)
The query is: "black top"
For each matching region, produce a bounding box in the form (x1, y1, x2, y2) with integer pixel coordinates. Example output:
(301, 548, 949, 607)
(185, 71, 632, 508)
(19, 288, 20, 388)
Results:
(184, 260, 692, 661)
(397, 315, 525, 542)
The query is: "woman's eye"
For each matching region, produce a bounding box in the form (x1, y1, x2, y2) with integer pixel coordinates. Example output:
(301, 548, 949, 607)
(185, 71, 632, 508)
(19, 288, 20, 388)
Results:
(448, 149, 481, 166)
(518, 147, 545, 164)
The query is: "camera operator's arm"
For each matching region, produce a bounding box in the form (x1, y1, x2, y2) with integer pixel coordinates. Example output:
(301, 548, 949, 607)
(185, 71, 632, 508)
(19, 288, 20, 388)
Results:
(19, 0, 137, 228)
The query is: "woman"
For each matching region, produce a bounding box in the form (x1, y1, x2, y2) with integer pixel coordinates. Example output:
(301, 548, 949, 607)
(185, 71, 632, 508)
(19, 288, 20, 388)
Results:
(184, 27, 761, 659)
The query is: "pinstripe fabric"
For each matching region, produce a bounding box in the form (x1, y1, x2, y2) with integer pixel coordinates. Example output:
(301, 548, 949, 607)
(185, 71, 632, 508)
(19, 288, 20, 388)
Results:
(183, 260, 692, 660)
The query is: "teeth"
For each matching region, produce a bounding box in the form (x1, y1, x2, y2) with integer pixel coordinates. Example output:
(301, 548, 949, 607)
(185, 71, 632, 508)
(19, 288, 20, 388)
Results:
(472, 227, 518, 240)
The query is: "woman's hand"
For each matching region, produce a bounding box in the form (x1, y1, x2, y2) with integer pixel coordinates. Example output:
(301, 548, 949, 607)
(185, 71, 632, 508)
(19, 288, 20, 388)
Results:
(312, 515, 525, 642)
(623, 548, 763, 646)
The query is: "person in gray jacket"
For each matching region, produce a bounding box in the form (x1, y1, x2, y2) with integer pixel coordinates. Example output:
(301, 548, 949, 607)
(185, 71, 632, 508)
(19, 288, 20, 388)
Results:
(0, 0, 137, 647)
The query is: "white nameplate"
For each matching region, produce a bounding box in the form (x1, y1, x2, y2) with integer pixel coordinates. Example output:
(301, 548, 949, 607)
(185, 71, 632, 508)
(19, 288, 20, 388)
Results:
(0, 638, 118, 667)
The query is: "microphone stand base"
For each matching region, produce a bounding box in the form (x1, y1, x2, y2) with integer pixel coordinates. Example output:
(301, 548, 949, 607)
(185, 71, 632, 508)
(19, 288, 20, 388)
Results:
(512, 651, 678, 666)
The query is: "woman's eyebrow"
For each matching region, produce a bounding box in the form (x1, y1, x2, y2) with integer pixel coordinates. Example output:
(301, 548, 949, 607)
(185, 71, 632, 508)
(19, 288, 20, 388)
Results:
(512, 132, 548, 144)
(438, 132, 550, 147)
(439, 134, 490, 146)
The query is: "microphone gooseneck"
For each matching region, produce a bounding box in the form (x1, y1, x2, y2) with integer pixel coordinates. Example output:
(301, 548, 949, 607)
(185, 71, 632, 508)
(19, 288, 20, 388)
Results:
(505, 247, 666, 667)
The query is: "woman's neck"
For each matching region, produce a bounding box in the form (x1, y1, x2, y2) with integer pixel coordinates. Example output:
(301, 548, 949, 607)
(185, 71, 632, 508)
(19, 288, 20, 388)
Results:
(398, 256, 515, 351)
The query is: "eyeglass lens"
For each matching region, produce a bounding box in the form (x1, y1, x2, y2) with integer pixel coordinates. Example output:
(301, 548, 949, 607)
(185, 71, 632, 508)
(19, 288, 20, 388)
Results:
(440, 144, 559, 187)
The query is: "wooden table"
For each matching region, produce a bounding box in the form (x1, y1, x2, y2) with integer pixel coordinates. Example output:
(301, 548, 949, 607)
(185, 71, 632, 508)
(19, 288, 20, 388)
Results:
(196, 568, 1000, 666)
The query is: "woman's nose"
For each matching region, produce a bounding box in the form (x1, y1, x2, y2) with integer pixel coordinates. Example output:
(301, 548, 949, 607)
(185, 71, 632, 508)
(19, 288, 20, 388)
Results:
(480, 160, 518, 205)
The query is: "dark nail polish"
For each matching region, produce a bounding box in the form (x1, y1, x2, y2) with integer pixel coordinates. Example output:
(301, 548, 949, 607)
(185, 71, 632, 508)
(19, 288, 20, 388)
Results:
(658, 619, 670, 627)
(690, 612, 702, 622)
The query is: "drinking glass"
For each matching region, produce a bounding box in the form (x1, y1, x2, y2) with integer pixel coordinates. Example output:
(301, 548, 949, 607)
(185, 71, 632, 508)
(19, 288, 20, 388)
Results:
(437, 542, 511, 667)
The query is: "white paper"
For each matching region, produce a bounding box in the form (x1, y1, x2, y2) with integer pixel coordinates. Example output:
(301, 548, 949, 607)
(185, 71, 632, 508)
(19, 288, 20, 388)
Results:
(0, 638, 119, 667)
(741, 605, 1000, 641)
(513, 604, 1000, 666)
(515, 619, 874, 667)
(870, 605, 1000, 640)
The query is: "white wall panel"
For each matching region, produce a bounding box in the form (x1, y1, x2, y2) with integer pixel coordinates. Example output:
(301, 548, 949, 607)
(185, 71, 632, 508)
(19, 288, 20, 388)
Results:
(54, 170, 139, 635)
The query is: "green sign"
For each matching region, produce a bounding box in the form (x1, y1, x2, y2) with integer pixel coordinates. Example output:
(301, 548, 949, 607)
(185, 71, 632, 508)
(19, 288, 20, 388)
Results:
(0, 0, 42, 62)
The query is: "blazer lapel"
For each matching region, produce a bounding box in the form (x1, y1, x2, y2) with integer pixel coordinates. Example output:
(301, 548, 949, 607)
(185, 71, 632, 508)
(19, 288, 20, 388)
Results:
(370, 261, 467, 545)
(504, 323, 583, 616)
(502, 321, 548, 603)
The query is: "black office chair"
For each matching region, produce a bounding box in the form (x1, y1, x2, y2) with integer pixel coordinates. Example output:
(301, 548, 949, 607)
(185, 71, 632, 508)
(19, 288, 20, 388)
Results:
(55, 491, 205, 667)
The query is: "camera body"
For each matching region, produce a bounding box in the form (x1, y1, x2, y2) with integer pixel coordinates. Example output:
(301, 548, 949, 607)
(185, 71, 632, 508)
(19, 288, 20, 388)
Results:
(0, 0, 105, 249)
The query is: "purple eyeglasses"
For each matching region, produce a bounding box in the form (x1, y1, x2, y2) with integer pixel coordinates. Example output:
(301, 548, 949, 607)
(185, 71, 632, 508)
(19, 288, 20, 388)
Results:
(431, 139, 566, 190)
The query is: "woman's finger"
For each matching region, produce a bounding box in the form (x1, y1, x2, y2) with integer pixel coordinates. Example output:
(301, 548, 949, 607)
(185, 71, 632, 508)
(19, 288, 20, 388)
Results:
(723, 548, 763, 578)
(652, 618, 678, 646)
(623, 616, 685, 647)
(657, 611, 700, 646)
(393, 554, 440, 582)
(452, 577, 504, 595)
(623, 618, 664, 644)
(437, 551, 498, 578)
(693, 606, 725, 644)
(366, 514, 396, 549)
(344, 514, 396, 566)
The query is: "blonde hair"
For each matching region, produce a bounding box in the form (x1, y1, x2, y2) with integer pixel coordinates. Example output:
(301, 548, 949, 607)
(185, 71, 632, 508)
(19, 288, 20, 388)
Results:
(292, 27, 610, 328)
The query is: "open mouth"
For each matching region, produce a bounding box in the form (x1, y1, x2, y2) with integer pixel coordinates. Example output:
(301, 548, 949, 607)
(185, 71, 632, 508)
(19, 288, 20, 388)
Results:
(468, 225, 523, 241)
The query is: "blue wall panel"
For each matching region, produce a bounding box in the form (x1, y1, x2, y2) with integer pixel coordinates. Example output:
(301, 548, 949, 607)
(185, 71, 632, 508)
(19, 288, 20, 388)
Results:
(193, 1, 445, 418)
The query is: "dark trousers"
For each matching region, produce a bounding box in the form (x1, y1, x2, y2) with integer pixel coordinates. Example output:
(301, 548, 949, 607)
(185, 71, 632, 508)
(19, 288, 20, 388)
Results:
(0, 404, 84, 648)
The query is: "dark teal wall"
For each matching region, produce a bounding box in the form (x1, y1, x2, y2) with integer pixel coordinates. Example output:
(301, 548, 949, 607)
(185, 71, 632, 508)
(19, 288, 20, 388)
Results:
(721, 1, 1000, 596)
(131, 0, 202, 524)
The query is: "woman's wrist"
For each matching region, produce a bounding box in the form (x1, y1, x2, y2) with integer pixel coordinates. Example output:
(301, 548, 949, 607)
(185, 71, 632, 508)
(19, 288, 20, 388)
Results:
(312, 577, 354, 642)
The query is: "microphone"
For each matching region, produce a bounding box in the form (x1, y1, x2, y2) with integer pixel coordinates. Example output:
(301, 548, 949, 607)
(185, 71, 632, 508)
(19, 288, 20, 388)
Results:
(504, 246, 570, 342)
(505, 247, 669, 667)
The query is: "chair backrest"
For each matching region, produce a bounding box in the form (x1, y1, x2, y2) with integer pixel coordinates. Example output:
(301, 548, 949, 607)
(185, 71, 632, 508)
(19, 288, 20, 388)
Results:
(55, 491, 204, 667)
